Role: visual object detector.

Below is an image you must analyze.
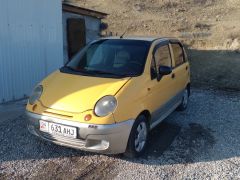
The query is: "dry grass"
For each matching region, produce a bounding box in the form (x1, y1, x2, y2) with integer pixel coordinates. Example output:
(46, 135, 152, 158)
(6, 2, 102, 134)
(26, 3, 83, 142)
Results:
(66, 0, 240, 90)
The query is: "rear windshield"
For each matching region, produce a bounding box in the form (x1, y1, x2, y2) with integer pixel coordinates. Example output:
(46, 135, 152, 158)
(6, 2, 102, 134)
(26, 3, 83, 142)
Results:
(61, 39, 151, 78)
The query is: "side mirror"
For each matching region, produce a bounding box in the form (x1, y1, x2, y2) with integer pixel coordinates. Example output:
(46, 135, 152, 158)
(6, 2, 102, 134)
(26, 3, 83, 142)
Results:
(158, 66, 172, 76)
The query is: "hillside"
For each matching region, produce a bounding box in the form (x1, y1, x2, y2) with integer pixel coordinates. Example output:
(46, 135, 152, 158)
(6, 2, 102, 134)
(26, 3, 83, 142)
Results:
(66, 0, 240, 49)
(65, 0, 240, 90)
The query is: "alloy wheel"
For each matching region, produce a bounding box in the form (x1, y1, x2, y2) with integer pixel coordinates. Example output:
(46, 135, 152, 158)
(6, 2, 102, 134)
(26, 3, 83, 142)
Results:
(134, 122, 147, 152)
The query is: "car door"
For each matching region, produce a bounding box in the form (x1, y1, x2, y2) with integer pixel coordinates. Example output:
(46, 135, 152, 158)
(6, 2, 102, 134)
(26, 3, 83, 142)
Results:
(146, 41, 176, 127)
(169, 42, 189, 97)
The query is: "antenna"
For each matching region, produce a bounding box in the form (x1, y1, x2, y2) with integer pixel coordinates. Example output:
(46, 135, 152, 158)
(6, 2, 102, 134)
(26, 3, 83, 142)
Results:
(120, 29, 127, 39)
(120, 23, 133, 39)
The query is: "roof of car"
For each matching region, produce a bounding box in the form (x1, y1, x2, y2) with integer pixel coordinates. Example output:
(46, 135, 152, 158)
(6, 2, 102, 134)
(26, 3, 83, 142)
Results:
(101, 36, 180, 42)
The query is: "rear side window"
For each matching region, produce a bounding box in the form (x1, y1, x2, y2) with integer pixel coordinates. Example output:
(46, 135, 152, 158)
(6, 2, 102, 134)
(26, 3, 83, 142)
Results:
(154, 45, 172, 68)
(171, 44, 185, 67)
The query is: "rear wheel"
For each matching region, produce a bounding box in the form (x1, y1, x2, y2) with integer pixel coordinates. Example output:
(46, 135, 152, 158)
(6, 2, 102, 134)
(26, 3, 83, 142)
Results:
(124, 115, 149, 158)
(177, 88, 189, 111)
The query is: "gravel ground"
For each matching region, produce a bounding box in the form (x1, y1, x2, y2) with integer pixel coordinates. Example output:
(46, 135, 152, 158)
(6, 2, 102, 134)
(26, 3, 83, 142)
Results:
(0, 88, 240, 179)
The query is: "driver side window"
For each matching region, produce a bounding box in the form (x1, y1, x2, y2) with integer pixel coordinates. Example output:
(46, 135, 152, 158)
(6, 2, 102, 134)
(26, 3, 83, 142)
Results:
(155, 45, 172, 68)
(151, 45, 172, 79)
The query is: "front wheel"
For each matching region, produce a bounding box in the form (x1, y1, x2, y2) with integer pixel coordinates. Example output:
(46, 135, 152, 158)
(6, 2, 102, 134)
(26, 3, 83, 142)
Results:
(124, 115, 149, 158)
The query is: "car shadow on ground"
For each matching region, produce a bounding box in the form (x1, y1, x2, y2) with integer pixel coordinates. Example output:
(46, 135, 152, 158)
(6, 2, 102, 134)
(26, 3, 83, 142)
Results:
(125, 119, 217, 165)
(143, 121, 182, 158)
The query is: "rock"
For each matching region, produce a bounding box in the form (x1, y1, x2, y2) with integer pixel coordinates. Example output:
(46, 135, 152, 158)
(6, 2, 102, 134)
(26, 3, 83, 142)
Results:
(134, 5, 141, 11)
(230, 38, 240, 50)
(134, 4, 145, 12)
(224, 38, 233, 47)
(177, 8, 186, 12)
(225, 38, 240, 50)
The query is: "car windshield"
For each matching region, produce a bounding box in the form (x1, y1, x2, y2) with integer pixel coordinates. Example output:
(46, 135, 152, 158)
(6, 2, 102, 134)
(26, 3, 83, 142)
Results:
(62, 39, 151, 78)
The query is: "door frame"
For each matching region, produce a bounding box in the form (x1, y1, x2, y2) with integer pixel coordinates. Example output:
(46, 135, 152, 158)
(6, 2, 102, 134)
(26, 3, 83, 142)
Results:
(149, 40, 178, 127)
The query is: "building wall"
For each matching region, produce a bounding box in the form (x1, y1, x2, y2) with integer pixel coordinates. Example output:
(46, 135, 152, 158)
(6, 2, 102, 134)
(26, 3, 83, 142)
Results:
(0, 0, 63, 103)
(62, 12, 101, 63)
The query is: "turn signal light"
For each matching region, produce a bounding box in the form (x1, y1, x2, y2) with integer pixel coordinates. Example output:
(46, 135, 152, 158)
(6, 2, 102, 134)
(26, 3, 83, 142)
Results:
(84, 114, 92, 121)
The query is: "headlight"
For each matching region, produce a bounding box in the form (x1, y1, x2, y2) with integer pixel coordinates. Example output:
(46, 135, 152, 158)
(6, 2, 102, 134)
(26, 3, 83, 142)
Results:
(94, 96, 117, 117)
(29, 85, 43, 105)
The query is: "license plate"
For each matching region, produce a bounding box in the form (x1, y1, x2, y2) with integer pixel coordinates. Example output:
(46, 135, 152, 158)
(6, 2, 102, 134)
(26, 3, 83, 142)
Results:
(39, 120, 77, 139)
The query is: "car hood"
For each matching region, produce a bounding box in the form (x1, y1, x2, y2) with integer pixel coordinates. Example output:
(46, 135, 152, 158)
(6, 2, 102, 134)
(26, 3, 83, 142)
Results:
(39, 70, 130, 113)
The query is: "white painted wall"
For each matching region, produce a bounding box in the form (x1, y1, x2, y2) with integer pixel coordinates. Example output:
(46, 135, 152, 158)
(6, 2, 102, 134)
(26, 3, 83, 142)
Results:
(0, 0, 63, 103)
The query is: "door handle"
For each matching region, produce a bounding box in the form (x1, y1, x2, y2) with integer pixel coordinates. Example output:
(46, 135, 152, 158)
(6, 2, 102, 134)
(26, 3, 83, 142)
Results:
(171, 73, 175, 79)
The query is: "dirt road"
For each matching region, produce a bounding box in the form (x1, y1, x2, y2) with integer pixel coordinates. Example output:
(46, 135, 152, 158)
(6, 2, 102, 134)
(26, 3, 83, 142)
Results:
(0, 88, 240, 179)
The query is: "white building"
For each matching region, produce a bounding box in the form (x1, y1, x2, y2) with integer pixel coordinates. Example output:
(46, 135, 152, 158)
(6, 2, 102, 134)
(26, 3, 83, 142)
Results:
(0, 0, 107, 103)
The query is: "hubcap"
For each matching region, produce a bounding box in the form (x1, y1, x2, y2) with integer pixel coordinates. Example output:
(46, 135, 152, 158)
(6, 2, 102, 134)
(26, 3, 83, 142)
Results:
(182, 89, 188, 107)
(134, 122, 147, 152)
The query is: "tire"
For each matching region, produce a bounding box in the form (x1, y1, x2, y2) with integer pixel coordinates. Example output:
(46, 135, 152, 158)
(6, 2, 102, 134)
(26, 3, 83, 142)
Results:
(177, 88, 189, 111)
(124, 115, 149, 158)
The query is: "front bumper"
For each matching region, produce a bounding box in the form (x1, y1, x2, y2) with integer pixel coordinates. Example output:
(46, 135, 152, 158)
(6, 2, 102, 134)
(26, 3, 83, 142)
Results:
(26, 111, 134, 154)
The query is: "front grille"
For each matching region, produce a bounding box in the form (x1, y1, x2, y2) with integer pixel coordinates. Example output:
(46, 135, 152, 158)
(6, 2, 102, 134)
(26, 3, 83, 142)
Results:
(43, 111, 73, 118)
(38, 130, 86, 147)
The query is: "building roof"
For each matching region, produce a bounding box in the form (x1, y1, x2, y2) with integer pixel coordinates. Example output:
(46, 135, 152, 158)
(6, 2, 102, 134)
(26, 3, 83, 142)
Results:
(62, 3, 108, 19)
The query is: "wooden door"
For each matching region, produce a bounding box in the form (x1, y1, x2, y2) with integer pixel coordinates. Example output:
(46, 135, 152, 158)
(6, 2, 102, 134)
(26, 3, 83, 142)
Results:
(67, 18, 86, 59)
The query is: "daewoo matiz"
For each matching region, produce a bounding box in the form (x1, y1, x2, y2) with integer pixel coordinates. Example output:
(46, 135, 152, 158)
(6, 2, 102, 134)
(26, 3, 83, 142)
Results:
(26, 37, 190, 157)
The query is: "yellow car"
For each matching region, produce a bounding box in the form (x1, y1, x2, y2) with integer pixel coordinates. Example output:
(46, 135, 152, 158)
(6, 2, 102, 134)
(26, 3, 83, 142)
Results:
(26, 37, 190, 157)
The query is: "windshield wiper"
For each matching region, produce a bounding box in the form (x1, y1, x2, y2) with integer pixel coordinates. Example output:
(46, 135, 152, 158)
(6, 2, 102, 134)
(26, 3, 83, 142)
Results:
(63, 67, 133, 78)
(65, 66, 79, 72)
(65, 66, 90, 74)
(88, 70, 127, 77)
